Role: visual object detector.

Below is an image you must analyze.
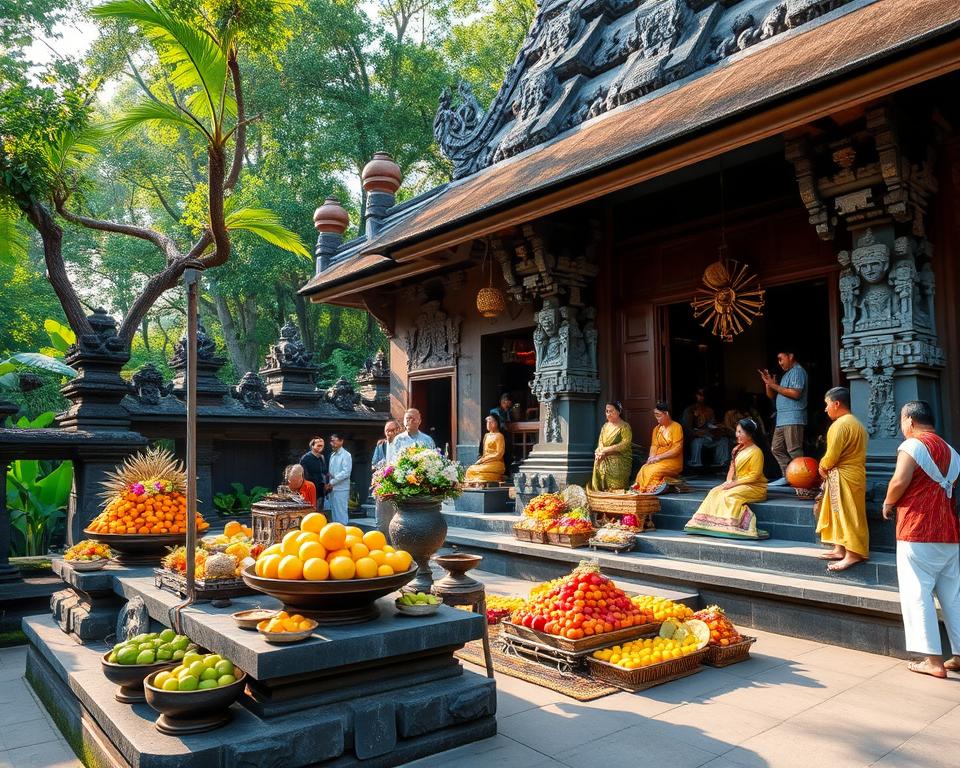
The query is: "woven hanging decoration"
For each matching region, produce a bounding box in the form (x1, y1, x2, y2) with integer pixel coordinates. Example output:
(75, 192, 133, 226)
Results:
(690, 258, 765, 342)
(476, 238, 506, 318)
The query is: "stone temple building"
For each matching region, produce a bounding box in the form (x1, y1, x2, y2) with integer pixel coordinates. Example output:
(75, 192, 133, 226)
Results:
(300, 0, 960, 542)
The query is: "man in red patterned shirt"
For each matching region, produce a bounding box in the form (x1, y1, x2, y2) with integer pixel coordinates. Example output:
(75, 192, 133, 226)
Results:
(883, 400, 960, 678)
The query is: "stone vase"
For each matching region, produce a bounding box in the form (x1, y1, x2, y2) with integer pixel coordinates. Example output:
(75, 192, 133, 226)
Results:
(388, 496, 447, 593)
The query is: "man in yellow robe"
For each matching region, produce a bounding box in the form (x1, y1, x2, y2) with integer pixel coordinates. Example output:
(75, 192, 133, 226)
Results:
(816, 386, 869, 572)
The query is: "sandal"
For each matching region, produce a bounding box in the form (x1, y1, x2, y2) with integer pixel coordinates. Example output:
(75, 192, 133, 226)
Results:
(944, 658, 960, 672)
(908, 660, 947, 679)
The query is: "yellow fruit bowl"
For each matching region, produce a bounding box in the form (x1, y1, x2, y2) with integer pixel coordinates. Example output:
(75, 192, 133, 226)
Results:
(256, 616, 318, 644)
(240, 563, 417, 625)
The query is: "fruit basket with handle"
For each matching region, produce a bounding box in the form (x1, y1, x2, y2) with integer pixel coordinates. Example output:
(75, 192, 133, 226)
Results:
(586, 488, 659, 530)
(704, 636, 757, 667)
(501, 619, 659, 654)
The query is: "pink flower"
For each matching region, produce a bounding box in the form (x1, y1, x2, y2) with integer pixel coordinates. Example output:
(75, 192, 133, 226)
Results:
(383, 465, 395, 477)
(131, 482, 145, 495)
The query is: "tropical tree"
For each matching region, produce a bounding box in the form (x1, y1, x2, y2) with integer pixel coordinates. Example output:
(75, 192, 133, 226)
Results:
(0, 0, 308, 355)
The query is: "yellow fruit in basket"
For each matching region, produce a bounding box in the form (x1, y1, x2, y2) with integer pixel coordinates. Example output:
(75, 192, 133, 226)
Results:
(319, 523, 346, 551)
(383, 545, 395, 554)
(355, 557, 378, 579)
(296, 531, 320, 546)
(224, 521, 243, 537)
(303, 557, 330, 581)
(350, 542, 369, 560)
(344, 534, 360, 548)
(277, 555, 303, 580)
(362, 530, 387, 550)
(393, 550, 413, 572)
(299, 541, 326, 562)
(327, 548, 351, 562)
(368, 549, 386, 566)
(261, 543, 282, 558)
(300, 512, 327, 533)
(329, 556, 356, 580)
(378, 564, 395, 576)
(259, 554, 282, 579)
(346, 526, 363, 539)
(282, 530, 302, 557)
(383, 551, 400, 571)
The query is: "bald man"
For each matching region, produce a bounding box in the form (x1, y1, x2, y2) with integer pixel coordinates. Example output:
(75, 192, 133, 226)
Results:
(386, 408, 436, 463)
(285, 464, 316, 508)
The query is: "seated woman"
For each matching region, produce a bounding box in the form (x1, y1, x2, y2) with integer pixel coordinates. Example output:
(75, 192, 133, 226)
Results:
(684, 418, 769, 540)
(464, 414, 506, 484)
(633, 402, 683, 495)
(590, 401, 633, 491)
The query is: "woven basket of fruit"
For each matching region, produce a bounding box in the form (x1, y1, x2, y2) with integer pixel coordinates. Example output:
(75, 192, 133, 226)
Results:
(586, 644, 709, 691)
(545, 530, 594, 548)
(589, 525, 637, 552)
(512, 521, 549, 543)
(692, 605, 755, 666)
(83, 448, 209, 563)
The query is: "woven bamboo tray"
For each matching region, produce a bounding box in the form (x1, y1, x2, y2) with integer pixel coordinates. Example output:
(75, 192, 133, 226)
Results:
(704, 636, 756, 667)
(586, 647, 709, 691)
(545, 530, 594, 548)
(586, 488, 660, 515)
(513, 526, 549, 544)
(154, 568, 254, 600)
(501, 620, 659, 653)
(588, 537, 636, 553)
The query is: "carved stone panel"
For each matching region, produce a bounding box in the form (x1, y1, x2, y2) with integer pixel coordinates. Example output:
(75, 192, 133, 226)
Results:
(403, 301, 461, 371)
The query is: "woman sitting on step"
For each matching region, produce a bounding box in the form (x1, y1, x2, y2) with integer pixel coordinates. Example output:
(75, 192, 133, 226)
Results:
(684, 418, 769, 540)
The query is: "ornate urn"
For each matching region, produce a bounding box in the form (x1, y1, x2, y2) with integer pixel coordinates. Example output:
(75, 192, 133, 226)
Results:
(388, 496, 447, 593)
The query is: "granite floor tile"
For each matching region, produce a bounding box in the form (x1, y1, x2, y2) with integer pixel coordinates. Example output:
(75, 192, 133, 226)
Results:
(653, 700, 782, 753)
(631, 666, 741, 706)
(552, 721, 720, 768)
(498, 701, 646, 756)
(723, 719, 889, 768)
(871, 727, 960, 767)
(1, 740, 81, 768)
(577, 689, 679, 718)
(820, 677, 960, 726)
(0, 716, 59, 751)
(401, 735, 559, 768)
(793, 644, 901, 678)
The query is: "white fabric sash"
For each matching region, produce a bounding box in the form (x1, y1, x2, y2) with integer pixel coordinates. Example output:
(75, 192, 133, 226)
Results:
(899, 437, 960, 499)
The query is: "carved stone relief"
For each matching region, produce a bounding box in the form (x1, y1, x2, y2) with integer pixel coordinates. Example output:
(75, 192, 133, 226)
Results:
(233, 371, 269, 410)
(264, 321, 312, 369)
(403, 300, 461, 371)
(130, 363, 168, 405)
(326, 377, 361, 411)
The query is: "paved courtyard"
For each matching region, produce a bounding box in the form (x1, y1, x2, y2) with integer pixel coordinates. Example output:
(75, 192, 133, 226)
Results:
(3, 573, 960, 768)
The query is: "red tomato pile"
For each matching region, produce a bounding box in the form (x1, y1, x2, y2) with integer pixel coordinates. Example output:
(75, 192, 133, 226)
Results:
(692, 605, 742, 646)
(510, 563, 648, 640)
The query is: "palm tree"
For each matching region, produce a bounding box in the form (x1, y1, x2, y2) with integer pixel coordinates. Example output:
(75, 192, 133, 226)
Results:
(0, 0, 306, 350)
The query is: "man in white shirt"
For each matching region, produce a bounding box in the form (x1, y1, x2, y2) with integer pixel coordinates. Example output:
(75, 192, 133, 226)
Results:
(386, 408, 436, 463)
(325, 433, 353, 525)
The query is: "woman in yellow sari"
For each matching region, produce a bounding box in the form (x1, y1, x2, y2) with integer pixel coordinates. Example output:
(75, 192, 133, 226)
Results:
(685, 418, 769, 539)
(464, 414, 506, 484)
(590, 401, 633, 491)
(633, 402, 684, 494)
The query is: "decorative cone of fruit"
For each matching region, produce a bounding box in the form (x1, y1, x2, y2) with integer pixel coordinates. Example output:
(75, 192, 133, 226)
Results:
(85, 447, 208, 535)
(692, 605, 743, 647)
(253, 513, 414, 581)
(510, 562, 650, 639)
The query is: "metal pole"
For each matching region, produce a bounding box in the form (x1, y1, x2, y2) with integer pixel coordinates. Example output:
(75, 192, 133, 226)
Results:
(171, 266, 202, 633)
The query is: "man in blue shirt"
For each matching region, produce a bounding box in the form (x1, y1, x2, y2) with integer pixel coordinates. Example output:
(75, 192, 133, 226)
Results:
(387, 408, 436, 463)
(759, 348, 808, 486)
(325, 433, 353, 524)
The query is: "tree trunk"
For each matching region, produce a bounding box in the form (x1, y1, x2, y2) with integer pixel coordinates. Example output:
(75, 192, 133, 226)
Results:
(207, 277, 252, 374)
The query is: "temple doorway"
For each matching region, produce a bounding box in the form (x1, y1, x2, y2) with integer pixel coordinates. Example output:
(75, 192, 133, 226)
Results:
(480, 329, 538, 469)
(663, 277, 838, 470)
(409, 372, 455, 455)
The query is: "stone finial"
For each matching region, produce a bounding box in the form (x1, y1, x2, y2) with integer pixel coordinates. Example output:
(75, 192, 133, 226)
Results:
(313, 197, 350, 235)
(361, 152, 402, 195)
(326, 376, 360, 411)
(130, 363, 168, 405)
(234, 371, 269, 410)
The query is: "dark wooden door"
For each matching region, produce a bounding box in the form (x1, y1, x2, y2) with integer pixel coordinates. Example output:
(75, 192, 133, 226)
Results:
(619, 302, 659, 446)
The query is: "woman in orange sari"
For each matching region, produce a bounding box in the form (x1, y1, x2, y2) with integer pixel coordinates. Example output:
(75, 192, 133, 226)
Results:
(633, 402, 684, 494)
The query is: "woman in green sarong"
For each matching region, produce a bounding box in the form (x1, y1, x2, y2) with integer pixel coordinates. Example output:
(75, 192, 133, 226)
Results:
(591, 401, 633, 491)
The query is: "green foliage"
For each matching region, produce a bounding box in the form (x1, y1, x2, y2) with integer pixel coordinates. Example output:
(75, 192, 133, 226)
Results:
(6, 458, 74, 556)
(214, 482, 269, 514)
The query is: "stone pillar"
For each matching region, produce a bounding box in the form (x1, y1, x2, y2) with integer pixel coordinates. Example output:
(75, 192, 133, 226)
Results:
(260, 322, 323, 408)
(361, 153, 402, 237)
(170, 324, 228, 405)
(58, 309, 132, 432)
(357, 349, 391, 412)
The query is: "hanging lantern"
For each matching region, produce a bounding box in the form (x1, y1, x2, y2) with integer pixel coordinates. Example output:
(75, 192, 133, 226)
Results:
(691, 258, 765, 342)
(476, 238, 506, 318)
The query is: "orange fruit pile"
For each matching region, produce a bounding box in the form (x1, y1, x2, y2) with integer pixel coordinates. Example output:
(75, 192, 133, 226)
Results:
(254, 513, 414, 581)
(86, 491, 209, 535)
(258, 611, 315, 633)
(223, 520, 252, 538)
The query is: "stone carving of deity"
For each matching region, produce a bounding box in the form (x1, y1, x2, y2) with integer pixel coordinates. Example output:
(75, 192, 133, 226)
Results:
(404, 300, 461, 371)
(890, 256, 917, 330)
(533, 298, 563, 369)
(266, 321, 312, 369)
(582, 306, 598, 373)
(234, 371, 268, 409)
(326, 377, 360, 411)
(172, 323, 217, 365)
(851, 229, 893, 331)
(918, 262, 936, 331)
(130, 363, 167, 406)
(864, 367, 897, 438)
(837, 250, 860, 336)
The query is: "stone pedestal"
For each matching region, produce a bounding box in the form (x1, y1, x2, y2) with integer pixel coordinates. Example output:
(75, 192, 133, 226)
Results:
(170, 323, 229, 405)
(357, 350, 391, 412)
(454, 487, 513, 515)
(29, 566, 495, 767)
(261, 364, 322, 408)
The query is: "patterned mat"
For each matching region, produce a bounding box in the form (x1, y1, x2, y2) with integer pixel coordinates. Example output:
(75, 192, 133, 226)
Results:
(455, 625, 619, 702)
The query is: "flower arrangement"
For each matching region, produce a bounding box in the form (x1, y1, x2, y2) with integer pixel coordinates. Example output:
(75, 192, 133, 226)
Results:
(372, 446, 464, 502)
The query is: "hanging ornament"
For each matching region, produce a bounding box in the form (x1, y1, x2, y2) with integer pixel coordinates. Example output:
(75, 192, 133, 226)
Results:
(476, 239, 506, 318)
(691, 257, 765, 342)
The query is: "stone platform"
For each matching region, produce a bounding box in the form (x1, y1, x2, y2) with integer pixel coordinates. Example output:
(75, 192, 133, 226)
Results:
(453, 487, 512, 515)
(28, 564, 496, 767)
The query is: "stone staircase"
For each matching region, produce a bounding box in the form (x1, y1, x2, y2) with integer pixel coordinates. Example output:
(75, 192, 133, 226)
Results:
(355, 484, 925, 657)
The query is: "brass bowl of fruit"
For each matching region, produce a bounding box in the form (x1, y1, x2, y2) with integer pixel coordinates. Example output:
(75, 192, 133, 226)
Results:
(394, 592, 442, 616)
(70, 558, 109, 572)
(143, 652, 246, 736)
(101, 629, 194, 703)
(256, 611, 318, 643)
(232, 608, 278, 630)
(82, 531, 188, 565)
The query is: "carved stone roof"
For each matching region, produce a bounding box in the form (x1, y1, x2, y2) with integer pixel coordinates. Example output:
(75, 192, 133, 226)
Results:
(301, 0, 960, 300)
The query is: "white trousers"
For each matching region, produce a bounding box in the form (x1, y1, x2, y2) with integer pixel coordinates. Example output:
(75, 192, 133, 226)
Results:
(896, 541, 960, 655)
(328, 492, 349, 525)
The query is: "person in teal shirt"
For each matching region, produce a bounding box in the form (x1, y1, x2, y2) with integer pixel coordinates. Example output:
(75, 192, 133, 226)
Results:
(759, 348, 808, 486)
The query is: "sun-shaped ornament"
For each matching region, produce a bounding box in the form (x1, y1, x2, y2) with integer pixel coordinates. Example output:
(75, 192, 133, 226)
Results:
(691, 259, 765, 342)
